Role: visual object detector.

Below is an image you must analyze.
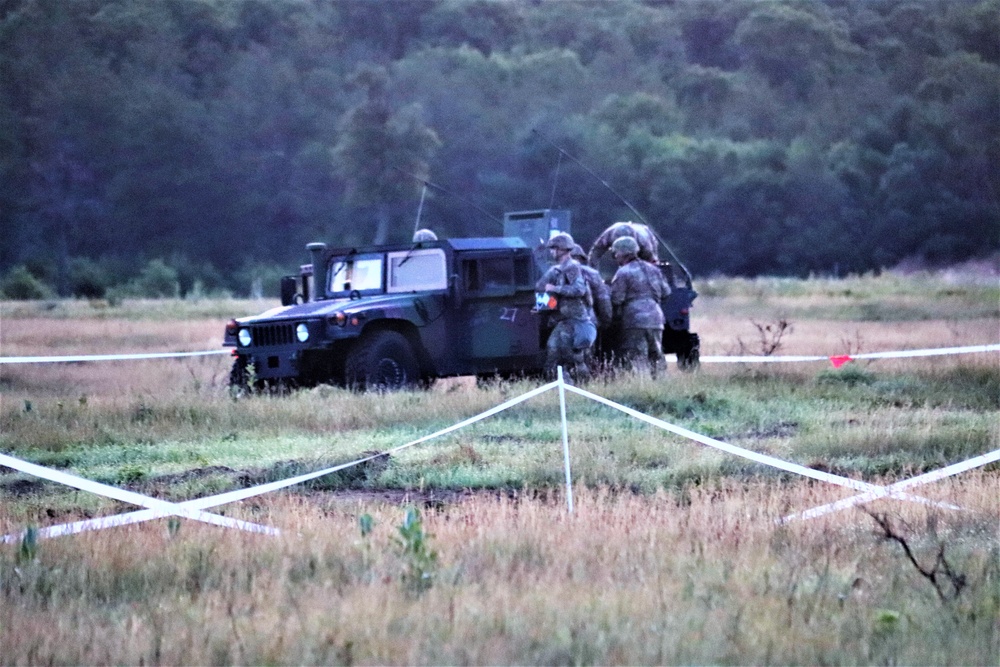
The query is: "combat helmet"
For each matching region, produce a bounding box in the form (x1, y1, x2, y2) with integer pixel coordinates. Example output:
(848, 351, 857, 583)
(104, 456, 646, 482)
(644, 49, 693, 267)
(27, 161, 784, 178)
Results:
(413, 228, 438, 243)
(611, 236, 640, 258)
(570, 244, 587, 262)
(546, 232, 575, 251)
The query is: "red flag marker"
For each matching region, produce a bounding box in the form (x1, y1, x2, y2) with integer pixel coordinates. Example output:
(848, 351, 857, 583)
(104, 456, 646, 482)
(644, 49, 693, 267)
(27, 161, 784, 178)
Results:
(829, 355, 853, 369)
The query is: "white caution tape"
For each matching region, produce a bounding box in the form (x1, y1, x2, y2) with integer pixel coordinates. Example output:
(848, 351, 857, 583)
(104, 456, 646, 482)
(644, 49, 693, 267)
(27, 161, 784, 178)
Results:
(0, 453, 278, 542)
(2, 381, 558, 542)
(699, 354, 826, 363)
(0, 350, 229, 364)
(782, 448, 1000, 522)
(563, 384, 964, 512)
(699, 343, 1000, 364)
(2, 344, 996, 366)
(5, 377, 991, 542)
(850, 343, 1000, 359)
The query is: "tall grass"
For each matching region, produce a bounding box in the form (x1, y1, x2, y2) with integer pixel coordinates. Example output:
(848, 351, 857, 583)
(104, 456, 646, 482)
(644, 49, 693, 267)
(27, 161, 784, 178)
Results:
(1, 482, 996, 665)
(1, 276, 997, 664)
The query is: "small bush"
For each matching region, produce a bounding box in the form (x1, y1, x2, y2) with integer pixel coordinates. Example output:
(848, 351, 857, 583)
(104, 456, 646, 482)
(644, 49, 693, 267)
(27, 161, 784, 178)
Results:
(69, 257, 111, 299)
(165, 253, 228, 297)
(816, 365, 875, 386)
(0, 266, 54, 300)
(130, 259, 180, 298)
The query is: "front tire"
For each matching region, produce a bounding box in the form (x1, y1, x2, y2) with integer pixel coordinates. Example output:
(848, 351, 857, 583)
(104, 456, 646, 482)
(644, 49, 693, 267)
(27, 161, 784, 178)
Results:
(344, 330, 421, 391)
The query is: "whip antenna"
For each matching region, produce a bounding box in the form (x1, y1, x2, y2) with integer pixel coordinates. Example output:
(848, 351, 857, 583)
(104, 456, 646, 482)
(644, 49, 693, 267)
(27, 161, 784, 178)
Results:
(394, 167, 503, 227)
(412, 183, 428, 235)
(532, 128, 692, 281)
(548, 151, 563, 209)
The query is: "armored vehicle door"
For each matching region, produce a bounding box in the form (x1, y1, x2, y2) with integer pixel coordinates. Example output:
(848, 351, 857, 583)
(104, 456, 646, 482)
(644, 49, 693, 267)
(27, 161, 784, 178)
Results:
(455, 250, 541, 374)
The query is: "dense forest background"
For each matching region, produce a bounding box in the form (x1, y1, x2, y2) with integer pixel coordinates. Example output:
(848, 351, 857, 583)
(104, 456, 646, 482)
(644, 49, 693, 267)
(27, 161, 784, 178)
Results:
(1, 0, 998, 298)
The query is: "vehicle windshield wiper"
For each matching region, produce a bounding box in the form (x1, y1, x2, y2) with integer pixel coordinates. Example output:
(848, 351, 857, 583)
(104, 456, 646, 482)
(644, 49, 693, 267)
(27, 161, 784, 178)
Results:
(398, 243, 421, 268)
(328, 249, 357, 283)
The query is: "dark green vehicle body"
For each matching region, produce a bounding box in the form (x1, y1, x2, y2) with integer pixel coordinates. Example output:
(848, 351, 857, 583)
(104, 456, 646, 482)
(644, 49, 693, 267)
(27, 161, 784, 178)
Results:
(224, 211, 568, 389)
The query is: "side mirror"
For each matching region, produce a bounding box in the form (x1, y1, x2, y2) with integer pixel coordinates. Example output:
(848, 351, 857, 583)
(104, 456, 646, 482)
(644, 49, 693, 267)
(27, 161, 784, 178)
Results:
(280, 276, 298, 306)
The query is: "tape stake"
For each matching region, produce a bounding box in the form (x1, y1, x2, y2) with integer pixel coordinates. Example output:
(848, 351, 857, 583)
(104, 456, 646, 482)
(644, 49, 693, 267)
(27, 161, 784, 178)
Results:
(556, 367, 574, 514)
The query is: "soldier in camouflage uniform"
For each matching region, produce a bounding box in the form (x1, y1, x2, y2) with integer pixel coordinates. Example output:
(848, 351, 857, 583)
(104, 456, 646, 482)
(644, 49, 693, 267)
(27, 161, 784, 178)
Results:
(609, 236, 671, 378)
(571, 244, 612, 329)
(588, 221, 659, 266)
(536, 233, 595, 382)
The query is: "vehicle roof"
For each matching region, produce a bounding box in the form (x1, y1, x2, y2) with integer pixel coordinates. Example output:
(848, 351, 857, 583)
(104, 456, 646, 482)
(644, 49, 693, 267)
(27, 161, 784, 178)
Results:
(445, 237, 528, 251)
(321, 237, 529, 256)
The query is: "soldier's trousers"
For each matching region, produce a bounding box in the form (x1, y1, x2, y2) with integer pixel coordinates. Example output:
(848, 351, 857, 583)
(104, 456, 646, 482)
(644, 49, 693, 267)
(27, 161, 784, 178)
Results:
(545, 319, 592, 382)
(621, 328, 665, 378)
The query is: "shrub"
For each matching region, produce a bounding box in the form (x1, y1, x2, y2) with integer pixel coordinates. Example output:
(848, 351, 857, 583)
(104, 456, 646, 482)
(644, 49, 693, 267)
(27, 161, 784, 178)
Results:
(165, 253, 228, 297)
(69, 257, 111, 299)
(130, 259, 180, 298)
(0, 266, 54, 300)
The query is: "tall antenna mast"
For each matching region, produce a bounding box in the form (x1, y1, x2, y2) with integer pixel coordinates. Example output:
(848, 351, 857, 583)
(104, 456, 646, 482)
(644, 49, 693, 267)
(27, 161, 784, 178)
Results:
(532, 129, 692, 281)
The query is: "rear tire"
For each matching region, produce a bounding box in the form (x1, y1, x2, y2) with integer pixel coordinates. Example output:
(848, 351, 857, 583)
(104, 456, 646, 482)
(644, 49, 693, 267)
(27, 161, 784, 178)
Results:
(344, 330, 421, 391)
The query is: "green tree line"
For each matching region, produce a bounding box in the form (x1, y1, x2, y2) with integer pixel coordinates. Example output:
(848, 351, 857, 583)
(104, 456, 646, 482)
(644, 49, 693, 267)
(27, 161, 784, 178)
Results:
(1, 0, 997, 297)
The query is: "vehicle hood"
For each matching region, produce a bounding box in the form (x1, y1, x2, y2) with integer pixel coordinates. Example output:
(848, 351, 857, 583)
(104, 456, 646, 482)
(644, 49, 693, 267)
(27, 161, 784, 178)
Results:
(236, 292, 443, 324)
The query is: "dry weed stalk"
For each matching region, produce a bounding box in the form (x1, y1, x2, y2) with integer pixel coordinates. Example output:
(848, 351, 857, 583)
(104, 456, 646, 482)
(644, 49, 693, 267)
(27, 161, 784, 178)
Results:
(866, 510, 969, 603)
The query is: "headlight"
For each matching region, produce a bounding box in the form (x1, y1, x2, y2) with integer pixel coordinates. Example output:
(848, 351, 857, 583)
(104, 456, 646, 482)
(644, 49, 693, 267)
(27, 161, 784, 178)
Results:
(238, 328, 252, 347)
(296, 323, 310, 342)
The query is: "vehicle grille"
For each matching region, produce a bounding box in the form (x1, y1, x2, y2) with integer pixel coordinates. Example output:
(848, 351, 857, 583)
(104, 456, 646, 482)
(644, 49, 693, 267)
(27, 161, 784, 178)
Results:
(250, 323, 294, 347)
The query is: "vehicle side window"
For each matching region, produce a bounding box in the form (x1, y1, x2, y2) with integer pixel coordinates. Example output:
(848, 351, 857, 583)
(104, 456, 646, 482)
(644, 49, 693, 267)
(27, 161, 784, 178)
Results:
(514, 256, 532, 289)
(480, 257, 512, 289)
(463, 256, 515, 295)
(387, 249, 447, 292)
(463, 260, 480, 291)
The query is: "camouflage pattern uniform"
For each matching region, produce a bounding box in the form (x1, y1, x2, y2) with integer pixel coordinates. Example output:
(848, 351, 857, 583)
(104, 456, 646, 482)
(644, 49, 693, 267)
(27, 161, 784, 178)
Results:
(610, 236, 671, 377)
(571, 244, 612, 329)
(588, 221, 658, 266)
(536, 234, 595, 382)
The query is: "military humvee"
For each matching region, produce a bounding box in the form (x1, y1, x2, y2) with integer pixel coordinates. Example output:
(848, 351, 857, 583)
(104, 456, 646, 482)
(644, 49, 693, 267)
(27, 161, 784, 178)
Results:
(224, 209, 699, 390)
(224, 210, 570, 390)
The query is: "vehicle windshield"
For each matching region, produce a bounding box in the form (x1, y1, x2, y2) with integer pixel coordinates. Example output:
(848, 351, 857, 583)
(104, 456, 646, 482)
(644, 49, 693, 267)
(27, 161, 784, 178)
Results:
(328, 255, 383, 295)
(327, 248, 447, 297)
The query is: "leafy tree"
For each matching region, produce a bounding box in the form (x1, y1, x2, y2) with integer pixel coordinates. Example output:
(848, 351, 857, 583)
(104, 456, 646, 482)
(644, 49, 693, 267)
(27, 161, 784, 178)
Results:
(332, 66, 440, 244)
(0, 0, 996, 280)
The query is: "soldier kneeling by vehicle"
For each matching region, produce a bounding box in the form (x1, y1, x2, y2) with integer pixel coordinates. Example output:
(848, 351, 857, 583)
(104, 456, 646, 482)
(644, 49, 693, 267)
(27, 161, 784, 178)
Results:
(609, 236, 671, 378)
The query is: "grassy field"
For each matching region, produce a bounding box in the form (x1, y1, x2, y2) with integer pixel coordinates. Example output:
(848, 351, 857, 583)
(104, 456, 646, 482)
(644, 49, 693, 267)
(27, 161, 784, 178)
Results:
(1, 271, 998, 665)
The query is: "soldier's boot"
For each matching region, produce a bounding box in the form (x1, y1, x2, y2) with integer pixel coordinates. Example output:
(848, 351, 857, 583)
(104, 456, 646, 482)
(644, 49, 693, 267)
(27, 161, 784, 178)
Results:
(571, 350, 591, 384)
(650, 355, 665, 379)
